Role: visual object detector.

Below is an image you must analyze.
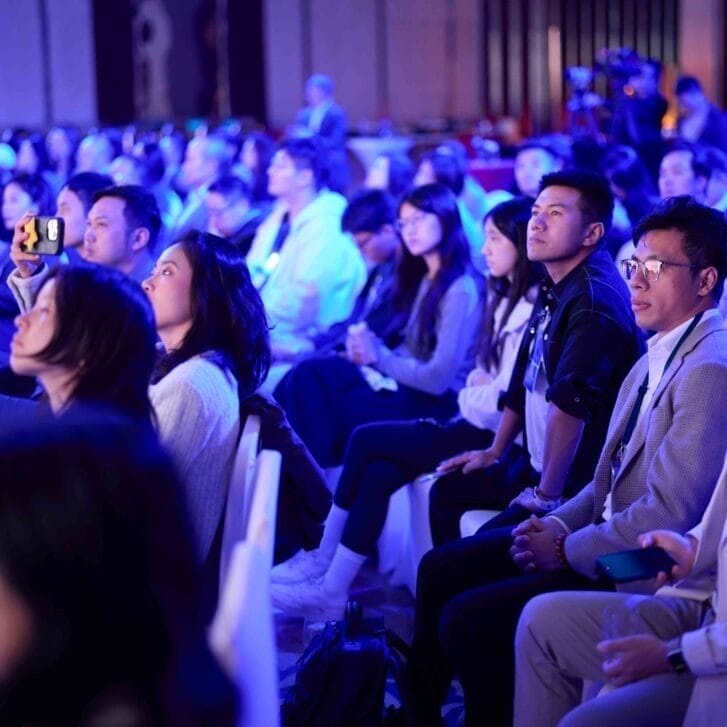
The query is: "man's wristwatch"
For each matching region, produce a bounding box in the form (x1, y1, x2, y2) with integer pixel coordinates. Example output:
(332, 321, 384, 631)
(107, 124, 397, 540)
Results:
(666, 644, 689, 674)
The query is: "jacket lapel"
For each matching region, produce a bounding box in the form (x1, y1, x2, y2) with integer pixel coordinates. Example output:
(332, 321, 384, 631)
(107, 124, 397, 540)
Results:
(613, 316, 721, 484)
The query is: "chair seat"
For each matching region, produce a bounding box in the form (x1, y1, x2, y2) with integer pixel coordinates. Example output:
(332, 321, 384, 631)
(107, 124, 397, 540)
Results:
(459, 509, 502, 537)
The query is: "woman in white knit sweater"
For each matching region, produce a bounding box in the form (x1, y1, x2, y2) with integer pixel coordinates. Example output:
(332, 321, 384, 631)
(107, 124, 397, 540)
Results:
(143, 231, 271, 575)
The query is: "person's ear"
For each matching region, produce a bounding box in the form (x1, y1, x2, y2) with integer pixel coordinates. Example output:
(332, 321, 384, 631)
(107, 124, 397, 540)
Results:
(130, 227, 150, 252)
(583, 221, 604, 248)
(696, 266, 718, 298)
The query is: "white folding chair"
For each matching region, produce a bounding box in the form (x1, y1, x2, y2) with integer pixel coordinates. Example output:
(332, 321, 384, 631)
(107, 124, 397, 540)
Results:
(244, 449, 282, 572)
(388, 474, 437, 595)
(209, 540, 280, 727)
(219, 415, 261, 592)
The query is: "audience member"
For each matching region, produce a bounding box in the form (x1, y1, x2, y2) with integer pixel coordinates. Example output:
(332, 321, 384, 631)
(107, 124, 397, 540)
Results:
(600, 144, 659, 229)
(701, 145, 727, 211)
(295, 74, 349, 193)
(515, 448, 727, 727)
(262, 188, 403, 391)
(174, 136, 229, 238)
(0, 413, 236, 724)
(676, 75, 727, 151)
(658, 141, 709, 201)
(0, 174, 55, 363)
(56, 172, 114, 264)
(437, 139, 489, 224)
(206, 175, 267, 255)
(143, 231, 271, 581)
(239, 131, 276, 205)
(414, 149, 484, 267)
(75, 132, 114, 174)
(274, 183, 483, 468)
(270, 197, 539, 618)
(45, 125, 79, 185)
(7, 264, 156, 421)
(410, 195, 727, 725)
(246, 137, 365, 359)
(430, 170, 642, 541)
(513, 140, 563, 199)
(364, 151, 415, 201)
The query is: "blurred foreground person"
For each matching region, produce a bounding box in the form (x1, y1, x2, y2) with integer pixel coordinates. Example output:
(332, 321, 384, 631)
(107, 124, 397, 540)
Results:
(0, 412, 236, 725)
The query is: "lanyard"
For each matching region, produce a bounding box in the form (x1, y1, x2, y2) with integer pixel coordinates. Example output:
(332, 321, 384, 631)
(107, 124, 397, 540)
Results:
(619, 311, 703, 450)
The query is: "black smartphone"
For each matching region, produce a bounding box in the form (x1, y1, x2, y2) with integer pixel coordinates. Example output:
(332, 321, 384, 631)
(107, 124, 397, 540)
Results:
(21, 216, 65, 255)
(595, 546, 676, 583)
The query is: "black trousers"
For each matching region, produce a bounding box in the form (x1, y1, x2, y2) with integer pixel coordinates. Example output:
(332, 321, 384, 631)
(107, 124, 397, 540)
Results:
(428, 445, 539, 546)
(274, 356, 459, 468)
(333, 417, 493, 555)
(411, 526, 609, 726)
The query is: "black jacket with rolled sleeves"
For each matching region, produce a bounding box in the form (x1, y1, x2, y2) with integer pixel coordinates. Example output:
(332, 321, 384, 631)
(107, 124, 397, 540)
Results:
(502, 249, 645, 497)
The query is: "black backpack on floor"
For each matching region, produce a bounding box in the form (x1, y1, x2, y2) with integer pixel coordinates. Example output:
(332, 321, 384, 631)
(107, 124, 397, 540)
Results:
(281, 601, 415, 726)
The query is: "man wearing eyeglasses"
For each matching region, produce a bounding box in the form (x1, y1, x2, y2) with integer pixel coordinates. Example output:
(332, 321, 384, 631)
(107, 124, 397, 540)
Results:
(411, 193, 727, 725)
(514, 194, 727, 725)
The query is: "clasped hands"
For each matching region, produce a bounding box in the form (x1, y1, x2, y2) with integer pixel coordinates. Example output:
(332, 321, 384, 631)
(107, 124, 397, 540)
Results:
(509, 514, 566, 572)
(345, 322, 378, 366)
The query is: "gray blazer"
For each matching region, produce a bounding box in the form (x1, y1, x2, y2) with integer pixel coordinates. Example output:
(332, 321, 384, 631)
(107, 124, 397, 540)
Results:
(552, 313, 727, 581)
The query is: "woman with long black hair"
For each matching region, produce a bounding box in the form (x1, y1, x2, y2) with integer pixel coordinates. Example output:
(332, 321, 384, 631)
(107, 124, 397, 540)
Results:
(275, 182, 485, 469)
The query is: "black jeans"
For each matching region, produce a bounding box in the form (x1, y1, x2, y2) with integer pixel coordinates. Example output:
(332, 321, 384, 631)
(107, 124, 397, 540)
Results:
(274, 356, 459, 468)
(428, 444, 539, 545)
(411, 526, 608, 726)
(333, 417, 493, 555)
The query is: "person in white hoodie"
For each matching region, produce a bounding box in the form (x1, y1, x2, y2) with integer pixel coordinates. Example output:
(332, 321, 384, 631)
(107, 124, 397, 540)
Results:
(245, 137, 366, 362)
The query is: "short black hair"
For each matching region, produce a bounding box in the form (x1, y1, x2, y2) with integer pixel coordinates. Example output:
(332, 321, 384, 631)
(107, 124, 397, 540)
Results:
(277, 137, 324, 191)
(633, 195, 727, 301)
(675, 75, 703, 95)
(341, 189, 395, 234)
(662, 139, 711, 181)
(539, 168, 615, 234)
(208, 174, 252, 203)
(92, 184, 161, 253)
(63, 172, 113, 213)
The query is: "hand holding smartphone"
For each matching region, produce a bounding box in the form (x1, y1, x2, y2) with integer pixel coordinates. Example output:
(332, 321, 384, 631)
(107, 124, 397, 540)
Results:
(595, 546, 676, 583)
(20, 216, 65, 256)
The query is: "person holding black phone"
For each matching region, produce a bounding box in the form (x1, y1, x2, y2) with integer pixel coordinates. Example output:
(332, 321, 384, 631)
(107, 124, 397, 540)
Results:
(514, 450, 727, 727)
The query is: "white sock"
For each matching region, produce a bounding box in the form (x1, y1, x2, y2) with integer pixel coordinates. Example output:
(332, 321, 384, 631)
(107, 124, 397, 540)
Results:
(322, 544, 366, 596)
(318, 504, 348, 560)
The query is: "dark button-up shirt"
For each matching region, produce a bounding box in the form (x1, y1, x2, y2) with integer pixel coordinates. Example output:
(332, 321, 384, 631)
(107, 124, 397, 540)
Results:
(504, 248, 645, 495)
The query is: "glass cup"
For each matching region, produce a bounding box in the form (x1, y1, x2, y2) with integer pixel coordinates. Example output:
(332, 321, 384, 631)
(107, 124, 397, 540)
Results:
(600, 602, 645, 689)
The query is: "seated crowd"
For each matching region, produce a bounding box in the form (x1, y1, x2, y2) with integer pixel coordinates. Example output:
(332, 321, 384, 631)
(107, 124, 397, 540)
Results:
(1, 70, 727, 725)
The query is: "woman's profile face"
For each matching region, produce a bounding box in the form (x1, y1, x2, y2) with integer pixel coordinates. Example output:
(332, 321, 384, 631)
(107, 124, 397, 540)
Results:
(0, 572, 33, 682)
(483, 217, 519, 280)
(2, 183, 35, 231)
(9, 280, 59, 378)
(396, 202, 443, 257)
(142, 243, 194, 348)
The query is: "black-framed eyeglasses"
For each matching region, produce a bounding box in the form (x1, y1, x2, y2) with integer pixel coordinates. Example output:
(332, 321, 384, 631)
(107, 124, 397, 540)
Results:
(619, 258, 697, 282)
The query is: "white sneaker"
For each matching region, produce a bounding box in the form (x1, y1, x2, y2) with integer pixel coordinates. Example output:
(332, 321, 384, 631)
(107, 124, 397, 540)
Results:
(271, 577, 347, 621)
(270, 548, 331, 584)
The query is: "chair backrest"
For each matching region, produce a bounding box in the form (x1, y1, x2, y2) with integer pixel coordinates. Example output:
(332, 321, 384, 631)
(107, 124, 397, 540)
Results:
(219, 415, 261, 592)
(244, 448, 282, 572)
(209, 540, 280, 727)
